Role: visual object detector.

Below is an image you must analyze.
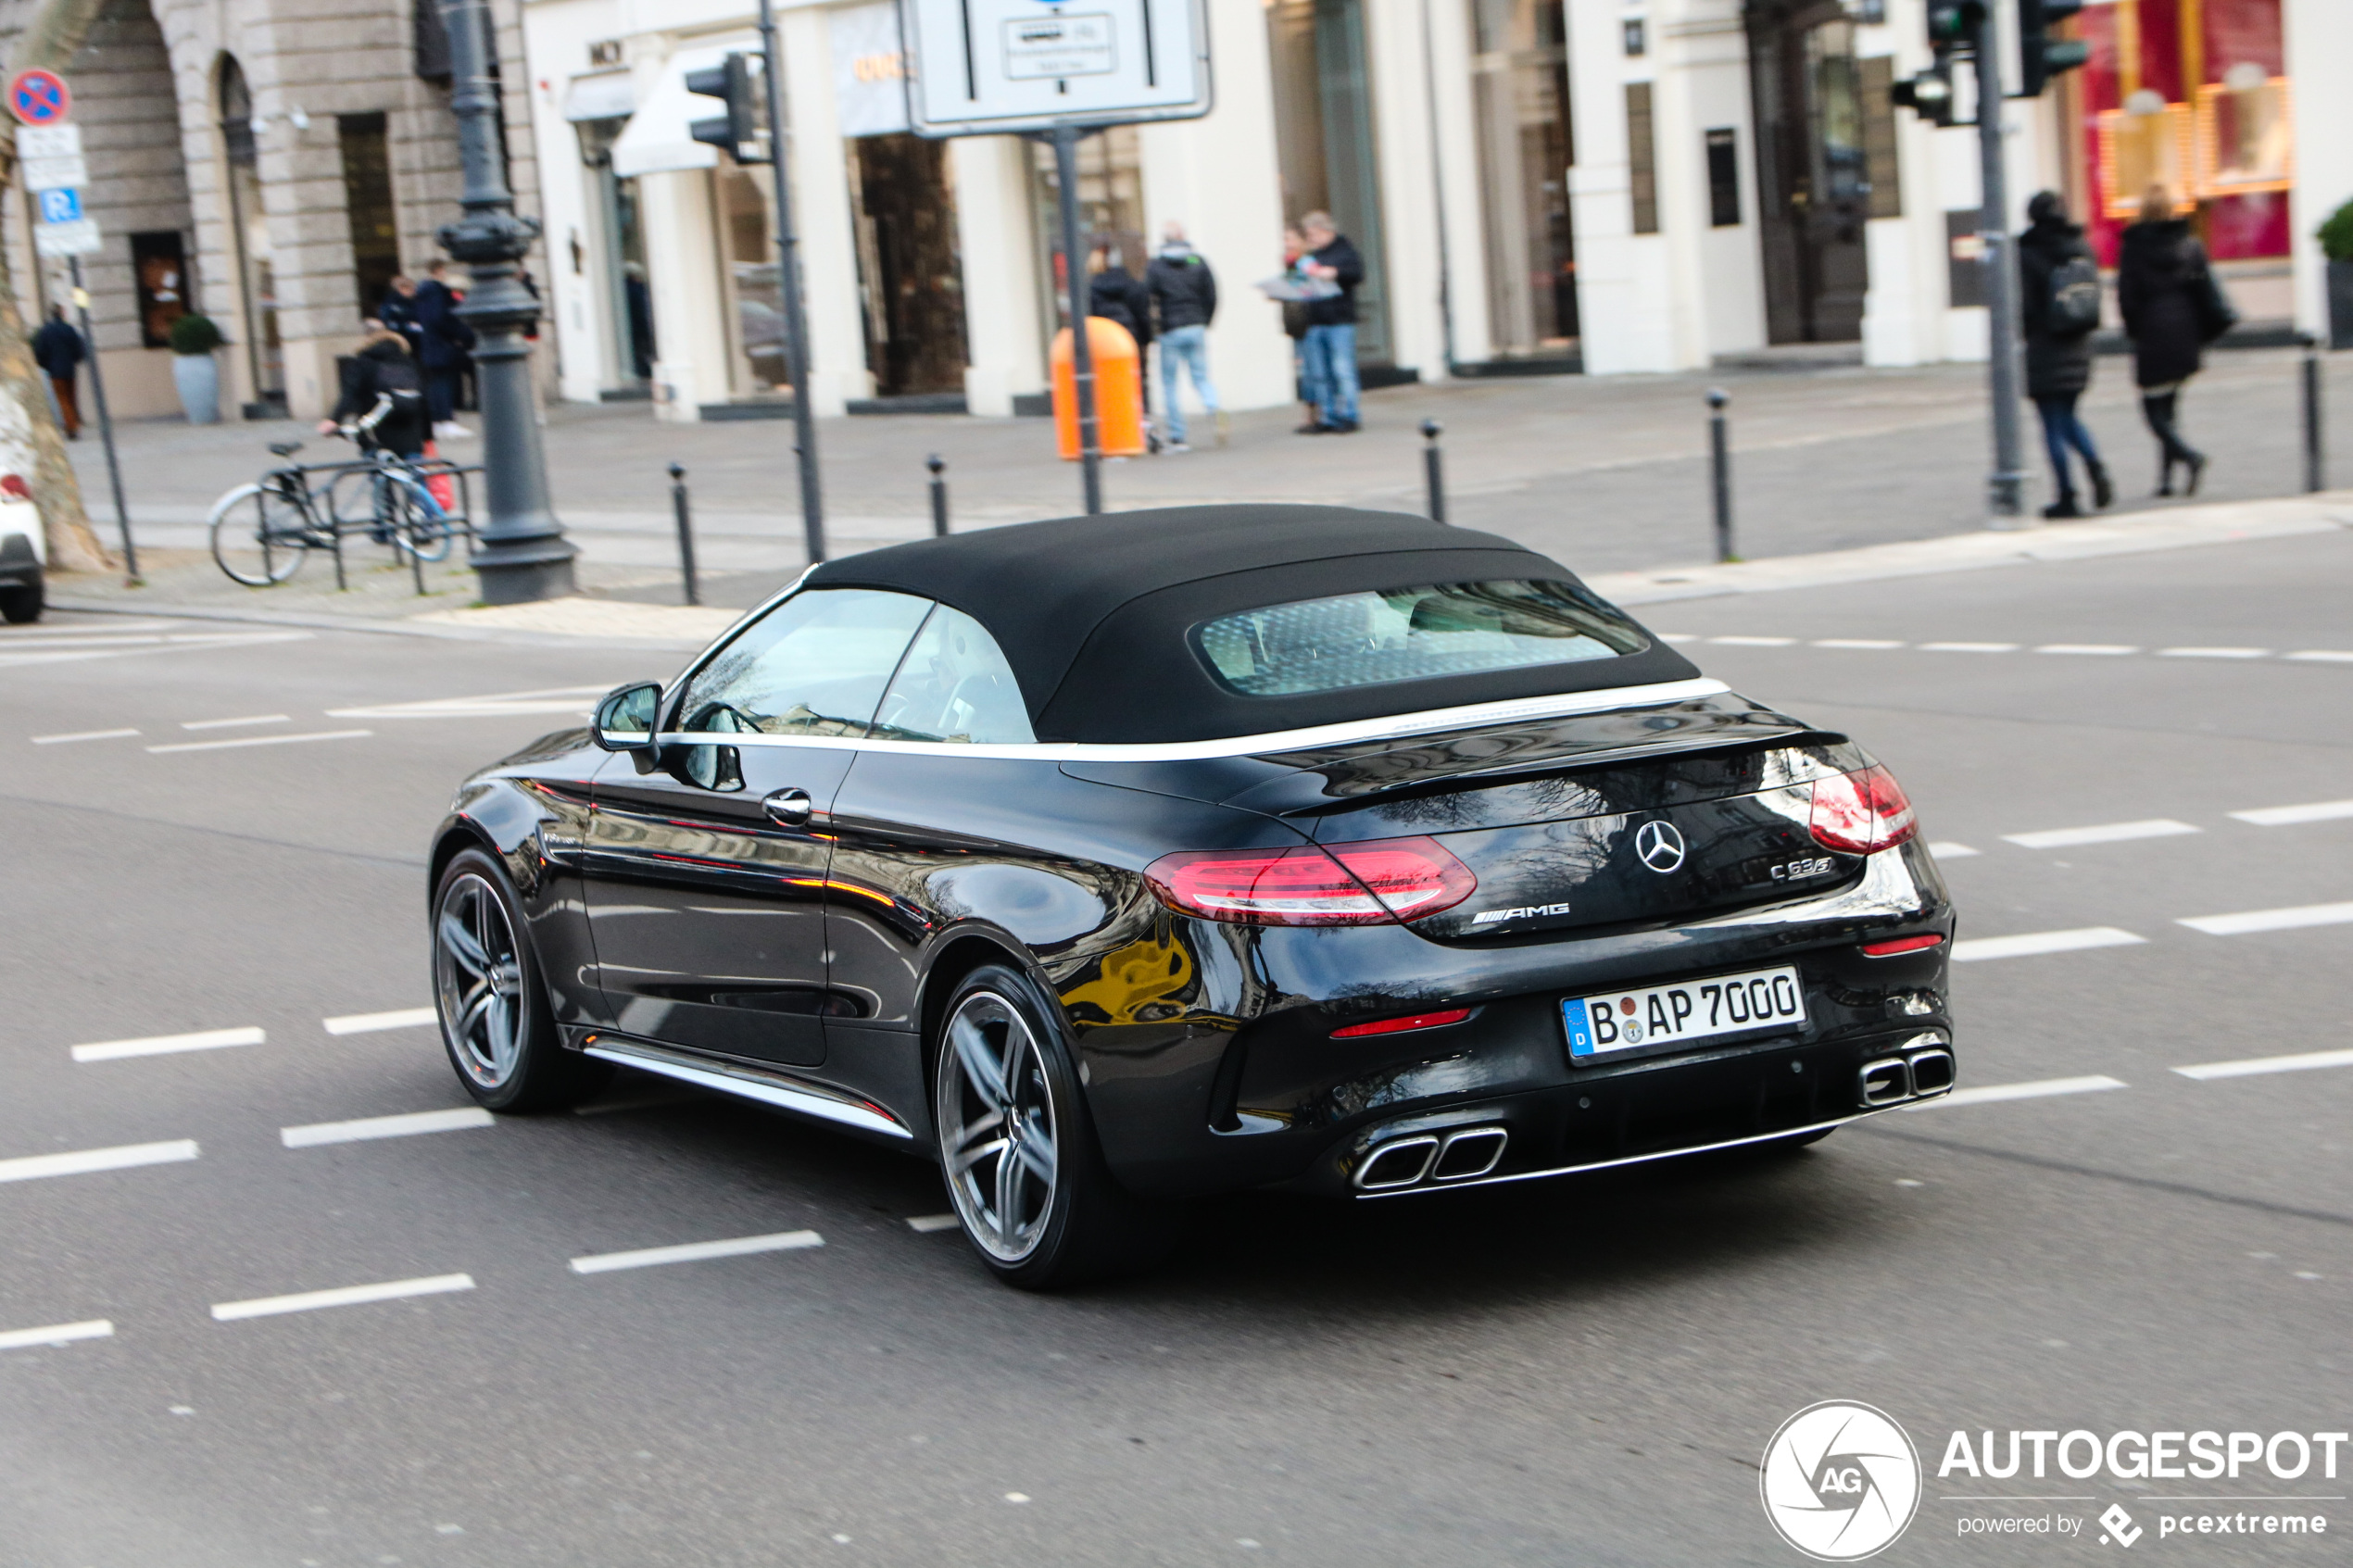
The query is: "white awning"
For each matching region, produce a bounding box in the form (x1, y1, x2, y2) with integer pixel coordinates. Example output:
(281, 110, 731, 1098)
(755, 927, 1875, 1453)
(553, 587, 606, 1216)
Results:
(563, 71, 635, 123)
(610, 39, 759, 179)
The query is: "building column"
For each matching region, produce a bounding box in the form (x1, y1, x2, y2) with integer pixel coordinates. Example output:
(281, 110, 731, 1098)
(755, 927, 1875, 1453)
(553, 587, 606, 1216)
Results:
(639, 169, 730, 421)
(781, 5, 869, 416)
(949, 135, 1045, 418)
(1567, 0, 1678, 373)
(2284, 0, 2350, 340)
(1423, 0, 1492, 368)
(1363, 0, 1447, 376)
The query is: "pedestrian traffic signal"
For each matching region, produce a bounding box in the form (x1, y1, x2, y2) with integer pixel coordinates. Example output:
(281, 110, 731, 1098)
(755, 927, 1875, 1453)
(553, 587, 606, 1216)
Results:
(1891, 62, 1958, 128)
(1924, 1, 1982, 46)
(2018, 0, 2091, 97)
(686, 53, 767, 164)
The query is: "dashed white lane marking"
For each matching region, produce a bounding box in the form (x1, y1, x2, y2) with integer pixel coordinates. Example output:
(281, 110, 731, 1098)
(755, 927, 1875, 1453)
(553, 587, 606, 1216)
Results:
(180, 714, 291, 732)
(2174, 1047, 2353, 1082)
(2231, 799, 2353, 826)
(1906, 1075, 2128, 1110)
(0, 632, 311, 668)
(2035, 643, 2139, 656)
(0, 1140, 200, 1185)
(568, 1230, 824, 1274)
(1919, 641, 2020, 653)
(0, 1319, 114, 1352)
(2002, 819, 2201, 849)
(2177, 902, 2353, 937)
(146, 728, 372, 756)
(2287, 650, 2353, 664)
(281, 1108, 494, 1148)
(1950, 927, 2146, 962)
(210, 1273, 475, 1323)
(30, 727, 140, 745)
(906, 1214, 960, 1234)
(325, 685, 612, 721)
(322, 1008, 437, 1035)
(1812, 638, 1905, 649)
(72, 1026, 265, 1063)
(1926, 841, 1981, 859)
(2158, 646, 2271, 659)
(1706, 635, 1796, 646)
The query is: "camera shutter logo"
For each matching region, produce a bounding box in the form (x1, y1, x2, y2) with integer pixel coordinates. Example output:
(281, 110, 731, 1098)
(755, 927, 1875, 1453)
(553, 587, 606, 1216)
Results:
(1635, 819, 1686, 872)
(1759, 1401, 1921, 1561)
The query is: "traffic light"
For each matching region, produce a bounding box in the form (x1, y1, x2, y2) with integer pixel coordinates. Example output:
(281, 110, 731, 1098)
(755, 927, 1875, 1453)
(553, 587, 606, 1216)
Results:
(2018, 0, 2091, 97)
(1925, 1, 1983, 47)
(687, 53, 767, 163)
(1891, 61, 1958, 128)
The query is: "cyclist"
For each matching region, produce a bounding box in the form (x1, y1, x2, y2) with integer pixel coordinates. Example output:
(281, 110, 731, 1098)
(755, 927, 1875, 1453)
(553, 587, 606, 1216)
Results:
(320, 327, 427, 458)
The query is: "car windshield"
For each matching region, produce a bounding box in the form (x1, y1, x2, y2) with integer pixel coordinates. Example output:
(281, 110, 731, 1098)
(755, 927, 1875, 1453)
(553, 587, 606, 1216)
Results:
(1192, 580, 1650, 698)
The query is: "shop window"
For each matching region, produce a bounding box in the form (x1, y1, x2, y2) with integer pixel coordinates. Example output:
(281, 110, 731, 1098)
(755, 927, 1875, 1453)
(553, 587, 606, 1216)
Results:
(1266, 0, 1391, 362)
(716, 164, 786, 395)
(1027, 124, 1144, 358)
(1705, 129, 1741, 227)
(339, 112, 400, 321)
(1626, 83, 1657, 235)
(1470, 0, 1578, 353)
(130, 232, 189, 349)
(849, 132, 968, 397)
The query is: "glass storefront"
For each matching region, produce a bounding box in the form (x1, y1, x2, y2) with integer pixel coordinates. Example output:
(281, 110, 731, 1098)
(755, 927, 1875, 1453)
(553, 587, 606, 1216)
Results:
(850, 132, 968, 396)
(1027, 124, 1146, 353)
(1266, 0, 1390, 362)
(716, 163, 787, 395)
(1468, 0, 1577, 354)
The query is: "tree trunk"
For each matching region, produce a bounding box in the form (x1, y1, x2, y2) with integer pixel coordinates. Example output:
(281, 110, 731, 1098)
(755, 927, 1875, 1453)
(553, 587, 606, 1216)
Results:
(2, 0, 127, 574)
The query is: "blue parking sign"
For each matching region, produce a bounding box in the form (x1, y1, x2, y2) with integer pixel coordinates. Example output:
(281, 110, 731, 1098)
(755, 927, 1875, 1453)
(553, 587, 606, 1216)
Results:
(36, 186, 81, 224)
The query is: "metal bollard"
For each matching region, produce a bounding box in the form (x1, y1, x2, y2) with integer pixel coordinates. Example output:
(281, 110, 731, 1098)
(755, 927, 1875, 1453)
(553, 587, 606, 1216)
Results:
(669, 462, 700, 607)
(1707, 388, 1737, 563)
(928, 454, 950, 537)
(2303, 333, 2326, 495)
(1422, 419, 1447, 526)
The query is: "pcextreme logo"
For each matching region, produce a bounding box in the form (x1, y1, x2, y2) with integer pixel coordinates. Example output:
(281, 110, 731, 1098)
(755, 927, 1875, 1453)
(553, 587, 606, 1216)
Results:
(1761, 1401, 1923, 1561)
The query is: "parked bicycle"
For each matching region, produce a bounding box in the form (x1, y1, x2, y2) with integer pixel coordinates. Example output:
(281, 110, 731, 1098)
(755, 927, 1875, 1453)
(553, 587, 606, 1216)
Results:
(208, 398, 462, 587)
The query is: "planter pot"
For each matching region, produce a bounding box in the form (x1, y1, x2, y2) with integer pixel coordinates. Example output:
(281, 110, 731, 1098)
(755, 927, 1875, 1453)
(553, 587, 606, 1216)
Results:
(172, 352, 220, 424)
(2331, 259, 2353, 352)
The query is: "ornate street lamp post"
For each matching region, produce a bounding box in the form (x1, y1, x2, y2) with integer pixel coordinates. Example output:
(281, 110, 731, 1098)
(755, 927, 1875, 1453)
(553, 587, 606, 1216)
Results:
(437, 0, 576, 603)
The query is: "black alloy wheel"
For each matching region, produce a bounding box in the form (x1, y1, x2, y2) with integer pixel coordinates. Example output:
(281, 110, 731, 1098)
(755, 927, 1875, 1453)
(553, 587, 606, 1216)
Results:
(432, 847, 610, 1112)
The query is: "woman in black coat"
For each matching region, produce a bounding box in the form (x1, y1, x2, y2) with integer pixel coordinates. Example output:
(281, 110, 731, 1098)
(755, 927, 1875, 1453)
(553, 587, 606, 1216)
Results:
(1087, 244, 1154, 420)
(2018, 191, 2110, 517)
(2117, 188, 2223, 495)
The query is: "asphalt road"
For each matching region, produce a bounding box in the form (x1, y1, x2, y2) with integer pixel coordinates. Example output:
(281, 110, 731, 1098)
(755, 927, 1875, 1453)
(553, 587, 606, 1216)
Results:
(4, 528, 2351, 1566)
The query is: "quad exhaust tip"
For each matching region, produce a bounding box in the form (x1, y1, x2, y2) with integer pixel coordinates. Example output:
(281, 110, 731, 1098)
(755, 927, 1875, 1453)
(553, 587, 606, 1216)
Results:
(1355, 1125, 1508, 1191)
(1859, 1042, 1956, 1108)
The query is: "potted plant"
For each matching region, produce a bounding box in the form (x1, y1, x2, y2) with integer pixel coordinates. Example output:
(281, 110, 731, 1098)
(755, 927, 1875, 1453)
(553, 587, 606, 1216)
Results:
(2322, 199, 2353, 350)
(168, 312, 223, 424)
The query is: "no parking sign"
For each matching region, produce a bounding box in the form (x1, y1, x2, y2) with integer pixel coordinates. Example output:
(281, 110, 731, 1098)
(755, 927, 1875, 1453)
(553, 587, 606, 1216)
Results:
(7, 68, 70, 126)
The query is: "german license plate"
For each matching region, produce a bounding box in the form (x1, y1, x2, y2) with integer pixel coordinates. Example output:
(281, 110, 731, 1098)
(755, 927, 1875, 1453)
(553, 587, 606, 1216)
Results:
(1561, 965, 1806, 1061)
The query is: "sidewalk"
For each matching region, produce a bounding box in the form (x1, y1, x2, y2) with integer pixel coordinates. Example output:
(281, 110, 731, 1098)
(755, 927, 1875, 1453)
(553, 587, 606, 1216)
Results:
(50, 346, 2350, 625)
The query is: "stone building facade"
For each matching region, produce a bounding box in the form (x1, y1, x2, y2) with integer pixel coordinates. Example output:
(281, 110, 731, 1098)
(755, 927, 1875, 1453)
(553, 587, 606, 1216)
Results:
(0, 0, 547, 422)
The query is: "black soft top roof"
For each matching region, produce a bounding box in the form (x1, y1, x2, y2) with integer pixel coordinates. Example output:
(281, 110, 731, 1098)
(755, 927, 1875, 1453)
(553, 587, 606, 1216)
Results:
(801, 505, 1700, 744)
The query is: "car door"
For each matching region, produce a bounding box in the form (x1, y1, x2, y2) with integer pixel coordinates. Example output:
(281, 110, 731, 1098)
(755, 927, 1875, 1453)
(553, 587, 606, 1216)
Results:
(584, 587, 934, 1068)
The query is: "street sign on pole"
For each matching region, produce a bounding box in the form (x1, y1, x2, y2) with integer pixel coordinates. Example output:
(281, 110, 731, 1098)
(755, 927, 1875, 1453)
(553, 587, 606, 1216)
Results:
(6, 68, 70, 125)
(33, 218, 100, 257)
(34, 186, 82, 223)
(22, 154, 89, 192)
(900, 0, 1211, 136)
(17, 121, 80, 158)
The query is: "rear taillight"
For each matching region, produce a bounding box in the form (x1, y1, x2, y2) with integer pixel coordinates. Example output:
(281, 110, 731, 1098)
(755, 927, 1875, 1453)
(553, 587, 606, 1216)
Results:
(1809, 764, 1919, 855)
(1145, 835, 1477, 926)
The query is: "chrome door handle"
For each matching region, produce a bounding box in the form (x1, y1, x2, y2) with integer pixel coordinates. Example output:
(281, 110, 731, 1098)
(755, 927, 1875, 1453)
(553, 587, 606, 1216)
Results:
(762, 788, 814, 826)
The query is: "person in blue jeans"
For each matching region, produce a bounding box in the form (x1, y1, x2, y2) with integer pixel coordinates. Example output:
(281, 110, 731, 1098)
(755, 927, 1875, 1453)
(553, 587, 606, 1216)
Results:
(1146, 223, 1221, 450)
(1297, 211, 1364, 433)
(2018, 191, 2111, 517)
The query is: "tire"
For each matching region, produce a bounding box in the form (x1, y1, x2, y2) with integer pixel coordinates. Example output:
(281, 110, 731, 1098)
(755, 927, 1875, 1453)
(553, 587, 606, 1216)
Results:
(432, 847, 610, 1112)
(208, 482, 307, 586)
(932, 963, 1180, 1290)
(393, 479, 454, 563)
(0, 577, 40, 623)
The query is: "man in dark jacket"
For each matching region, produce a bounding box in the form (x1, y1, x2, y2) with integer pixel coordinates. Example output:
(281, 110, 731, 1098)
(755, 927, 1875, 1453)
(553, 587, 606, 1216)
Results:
(379, 275, 422, 355)
(320, 329, 428, 459)
(31, 305, 86, 440)
(1145, 222, 1220, 450)
(1087, 244, 1154, 427)
(2118, 187, 2224, 496)
(412, 260, 477, 441)
(1298, 211, 1365, 433)
(2018, 192, 2110, 518)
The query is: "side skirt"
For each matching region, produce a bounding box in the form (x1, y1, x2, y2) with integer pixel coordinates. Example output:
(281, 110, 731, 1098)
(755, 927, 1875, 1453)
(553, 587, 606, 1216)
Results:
(577, 1033, 915, 1142)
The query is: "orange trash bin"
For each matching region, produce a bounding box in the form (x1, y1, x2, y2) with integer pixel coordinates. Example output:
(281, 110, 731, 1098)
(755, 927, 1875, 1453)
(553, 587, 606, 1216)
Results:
(1051, 318, 1147, 459)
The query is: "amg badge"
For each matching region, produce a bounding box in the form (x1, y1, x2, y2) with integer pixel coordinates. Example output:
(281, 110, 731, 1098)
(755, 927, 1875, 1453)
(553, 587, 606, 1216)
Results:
(1472, 902, 1574, 925)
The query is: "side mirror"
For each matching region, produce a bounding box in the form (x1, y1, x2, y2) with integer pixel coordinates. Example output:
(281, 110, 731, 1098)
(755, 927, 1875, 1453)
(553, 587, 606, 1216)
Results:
(592, 682, 661, 751)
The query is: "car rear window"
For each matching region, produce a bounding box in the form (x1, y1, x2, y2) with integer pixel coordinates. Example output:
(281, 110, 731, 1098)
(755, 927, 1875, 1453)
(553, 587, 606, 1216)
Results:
(1192, 580, 1651, 698)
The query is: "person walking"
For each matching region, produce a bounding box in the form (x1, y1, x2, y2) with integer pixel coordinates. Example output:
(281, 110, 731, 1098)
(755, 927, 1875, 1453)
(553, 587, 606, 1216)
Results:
(2118, 186, 2233, 496)
(1297, 211, 1364, 433)
(2018, 191, 2111, 518)
(1146, 222, 1221, 451)
(412, 260, 477, 441)
(379, 274, 422, 356)
(31, 305, 85, 440)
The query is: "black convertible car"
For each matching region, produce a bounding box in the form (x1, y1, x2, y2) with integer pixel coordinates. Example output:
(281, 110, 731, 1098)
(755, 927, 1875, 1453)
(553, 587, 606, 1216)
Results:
(431, 507, 1954, 1286)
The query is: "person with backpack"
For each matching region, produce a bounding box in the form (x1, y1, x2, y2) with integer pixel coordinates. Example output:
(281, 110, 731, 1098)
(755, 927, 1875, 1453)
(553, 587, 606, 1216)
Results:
(2118, 185, 2235, 496)
(2018, 191, 2110, 518)
(31, 304, 86, 440)
(321, 327, 428, 458)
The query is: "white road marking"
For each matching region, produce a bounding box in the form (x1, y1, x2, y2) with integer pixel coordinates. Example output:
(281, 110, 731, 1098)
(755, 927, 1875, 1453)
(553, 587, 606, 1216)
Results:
(2173, 1047, 2353, 1082)
(2035, 643, 2139, 656)
(281, 1108, 494, 1148)
(1706, 635, 1796, 646)
(2230, 799, 2353, 827)
(2284, 650, 2353, 664)
(1656, 633, 1698, 644)
(1919, 641, 2020, 653)
(146, 728, 372, 755)
(0, 632, 311, 668)
(2158, 646, 2271, 659)
(0, 1319, 114, 1352)
(1951, 927, 2146, 962)
(1906, 1074, 2127, 1110)
(2177, 902, 2353, 937)
(322, 1008, 437, 1035)
(568, 1230, 824, 1274)
(1926, 841, 1980, 859)
(0, 1140, 200, 1185)
(30, 727, 140, 745)
(906, 1213, 961, 1234)
(326, 685, 613, 721)
(72, 1026, 264, 1062)
(210, 1273, 475, 1322)
(1812, 638, 1906, 649)
(179, 713, 290, 731)
(2001, 819, 2200, 849)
